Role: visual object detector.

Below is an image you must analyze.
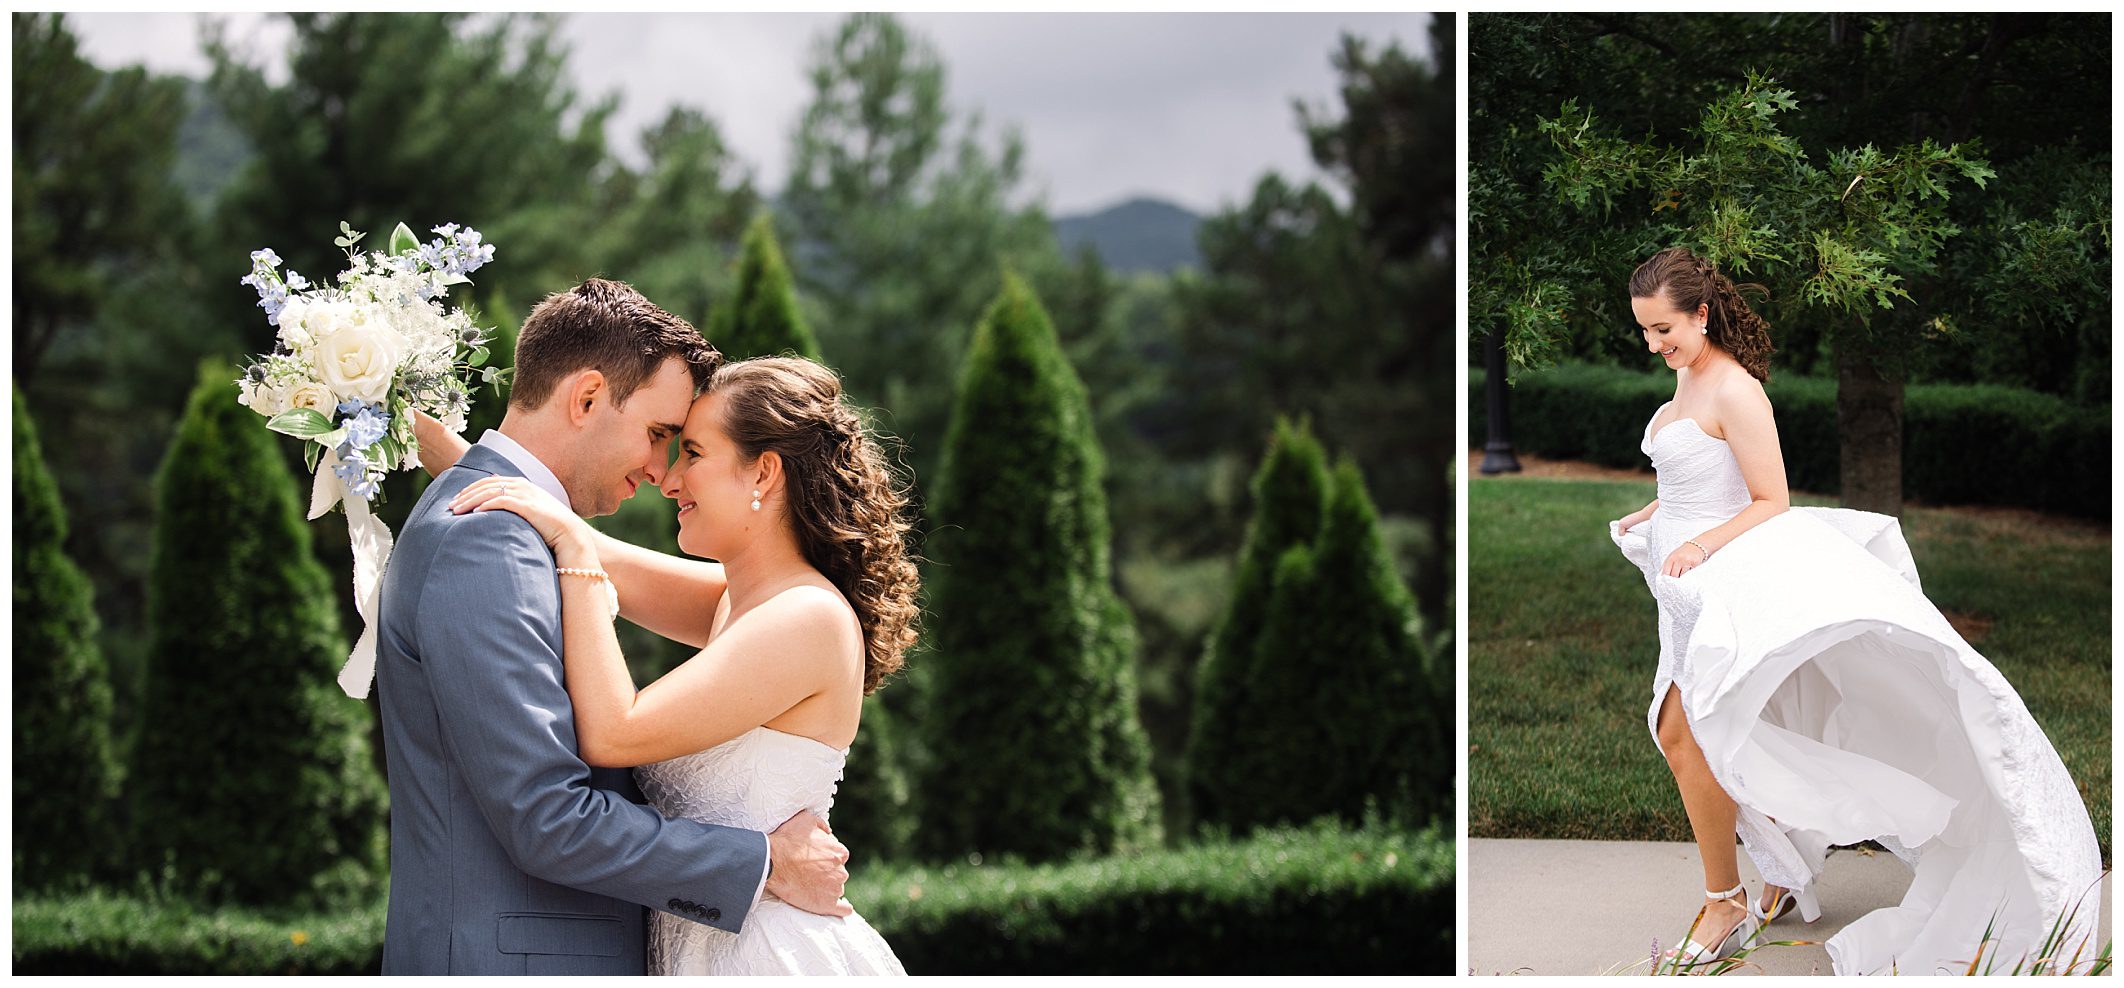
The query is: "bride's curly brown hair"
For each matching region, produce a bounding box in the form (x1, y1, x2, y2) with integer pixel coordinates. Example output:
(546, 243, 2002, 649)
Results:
(1629, 247, 1776, 382)
(707, 357, 920, 693)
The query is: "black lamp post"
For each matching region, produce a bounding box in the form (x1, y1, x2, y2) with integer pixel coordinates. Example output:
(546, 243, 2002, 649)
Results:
(1480, 327, 1521, 474)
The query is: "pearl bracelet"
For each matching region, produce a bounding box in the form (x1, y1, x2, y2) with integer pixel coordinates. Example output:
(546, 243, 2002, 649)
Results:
(1685, 539, 1712, 562)
(557, 566, 620, 620)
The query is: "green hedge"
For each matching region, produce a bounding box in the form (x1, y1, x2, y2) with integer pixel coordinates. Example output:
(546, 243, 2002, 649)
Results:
(1470, 363, 2110, 518)
(13, 824, 1450, 975)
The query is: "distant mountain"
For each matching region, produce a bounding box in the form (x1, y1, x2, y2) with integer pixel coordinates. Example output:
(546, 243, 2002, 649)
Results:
(1053, 197, 1201, 275)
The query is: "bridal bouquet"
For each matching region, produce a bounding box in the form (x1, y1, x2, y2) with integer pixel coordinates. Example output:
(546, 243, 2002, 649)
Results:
(234, 221, 504, 698)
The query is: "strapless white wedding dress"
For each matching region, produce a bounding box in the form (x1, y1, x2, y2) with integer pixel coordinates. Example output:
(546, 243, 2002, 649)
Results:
(1610, 402, 2102, 975)
(635, 726, 905, 975)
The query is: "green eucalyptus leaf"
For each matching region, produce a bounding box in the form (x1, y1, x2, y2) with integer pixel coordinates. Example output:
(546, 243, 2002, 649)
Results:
(469, 348, 489, 367)
(389, 222, 420, 256)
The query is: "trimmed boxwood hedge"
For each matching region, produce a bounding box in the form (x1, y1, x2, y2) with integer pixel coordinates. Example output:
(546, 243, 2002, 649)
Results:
(12, 823, 1450, 975)
(1470, 363, 2109, 519)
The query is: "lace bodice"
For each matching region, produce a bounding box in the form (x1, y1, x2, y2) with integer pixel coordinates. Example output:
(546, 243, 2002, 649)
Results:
(633, 727, 846, 834)
(634, 727, 903, 975)
(1642, 402, 1751, 524)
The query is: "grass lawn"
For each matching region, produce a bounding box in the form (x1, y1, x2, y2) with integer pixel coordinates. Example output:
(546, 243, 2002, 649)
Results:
(1469, 475, 2111, 862)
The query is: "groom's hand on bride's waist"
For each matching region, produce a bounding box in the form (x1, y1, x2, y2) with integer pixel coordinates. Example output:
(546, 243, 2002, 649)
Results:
(766, 809, 854, 917)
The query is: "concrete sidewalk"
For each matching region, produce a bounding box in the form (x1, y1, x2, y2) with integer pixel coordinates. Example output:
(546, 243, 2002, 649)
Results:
(1469, 839, 2111, 976)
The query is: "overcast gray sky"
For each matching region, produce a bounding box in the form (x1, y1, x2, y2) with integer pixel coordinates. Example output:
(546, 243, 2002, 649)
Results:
(68, 12, 1432, 216)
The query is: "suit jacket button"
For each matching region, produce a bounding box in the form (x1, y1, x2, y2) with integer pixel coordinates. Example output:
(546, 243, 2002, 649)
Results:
(669, 898, 684, 910)
(706, 907, 721, 922)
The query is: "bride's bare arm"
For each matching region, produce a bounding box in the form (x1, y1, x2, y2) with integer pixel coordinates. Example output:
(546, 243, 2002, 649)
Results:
(412, 408, 472, 478)
(450, 477, 834, 765)
(549, 561, 857, 769)
(432, 422, 729, 647)
(1618, 497, 1660, 533)
(592, 539, 727, 649)
(1668, 379, 1789, 575)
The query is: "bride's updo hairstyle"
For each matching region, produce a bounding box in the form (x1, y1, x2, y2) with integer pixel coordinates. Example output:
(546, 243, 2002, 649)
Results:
(707, 357, 919, 693)
(1629, 247, 1776, 382)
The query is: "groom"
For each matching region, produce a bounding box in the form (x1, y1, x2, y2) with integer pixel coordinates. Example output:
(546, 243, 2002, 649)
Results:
(375, 279, 851, 975)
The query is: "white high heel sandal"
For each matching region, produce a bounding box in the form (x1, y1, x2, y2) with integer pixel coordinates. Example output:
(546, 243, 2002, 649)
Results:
(1670, 883, 1750, 968)
(1749, 883, 1822, 926)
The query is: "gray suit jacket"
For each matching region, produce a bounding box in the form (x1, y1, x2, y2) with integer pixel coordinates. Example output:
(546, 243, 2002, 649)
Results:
(376, 443, 766, 974)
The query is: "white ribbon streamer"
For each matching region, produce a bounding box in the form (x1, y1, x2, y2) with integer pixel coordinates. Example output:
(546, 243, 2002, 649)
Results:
(310, 448, 395, 699)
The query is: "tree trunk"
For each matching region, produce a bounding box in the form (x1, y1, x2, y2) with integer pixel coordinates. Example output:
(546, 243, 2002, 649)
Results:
(1836, 348, 1905, 516)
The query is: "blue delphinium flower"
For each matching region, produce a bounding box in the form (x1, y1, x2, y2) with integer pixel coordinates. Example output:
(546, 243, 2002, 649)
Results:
(341, 401, 391, 451)
(242, 269, 292, 325)
(250, 248, 281, 268)
(334, 449, 380, 500)
(419, 224, 494, 279)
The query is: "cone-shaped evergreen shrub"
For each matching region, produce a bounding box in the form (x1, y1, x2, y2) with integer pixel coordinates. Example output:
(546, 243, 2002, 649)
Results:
(707, 213, 821, 361)
(14, 384, 122, 891)
(1190, 436, 1444, 833)
(913, 273, 1160, 862)
(1186, 417, 1329, 829)
(833, 692, 915, 863)
(1297, 459, 1442, 828)
(133, 364, 387, 906)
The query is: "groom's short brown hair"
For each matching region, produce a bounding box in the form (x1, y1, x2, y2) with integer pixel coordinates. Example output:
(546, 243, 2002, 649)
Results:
(509, 278, 720, 411)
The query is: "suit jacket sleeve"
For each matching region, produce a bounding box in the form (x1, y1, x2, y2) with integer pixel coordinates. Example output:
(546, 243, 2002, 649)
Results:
(416, 509, 767, 933)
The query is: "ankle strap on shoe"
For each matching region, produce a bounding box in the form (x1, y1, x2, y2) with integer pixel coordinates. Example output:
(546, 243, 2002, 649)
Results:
(1705, 883, 1744, 902)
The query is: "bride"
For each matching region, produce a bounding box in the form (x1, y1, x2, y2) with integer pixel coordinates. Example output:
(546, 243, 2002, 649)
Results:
(1608, 247, 2102, 974)
(418, 356, 915, 975)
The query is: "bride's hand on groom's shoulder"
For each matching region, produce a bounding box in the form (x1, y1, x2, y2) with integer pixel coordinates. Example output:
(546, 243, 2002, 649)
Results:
(451, 476, 591, 553)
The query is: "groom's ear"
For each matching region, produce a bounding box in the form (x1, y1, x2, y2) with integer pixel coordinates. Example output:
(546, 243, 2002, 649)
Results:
(565, 370, 607, 426)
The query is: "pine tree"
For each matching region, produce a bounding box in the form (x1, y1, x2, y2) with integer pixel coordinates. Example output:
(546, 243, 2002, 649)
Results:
(708, 213, 821, 361)
(912, 273, 1160, 862)
(133, 364, 387, 906)
(1186, 417, 1331, 830)
(13, 383, 122, 890)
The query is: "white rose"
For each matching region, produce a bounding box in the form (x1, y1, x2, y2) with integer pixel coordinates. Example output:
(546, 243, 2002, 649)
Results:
(277, 298, 315, 352)
(247, 379, 292, 416)
(286, 381, 334, 415)
(310, 303, 406, 404)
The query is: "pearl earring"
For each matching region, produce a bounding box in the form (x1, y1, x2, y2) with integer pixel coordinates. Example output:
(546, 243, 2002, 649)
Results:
(1700, 325, 1709, 335)
(751, 490, 762, 512)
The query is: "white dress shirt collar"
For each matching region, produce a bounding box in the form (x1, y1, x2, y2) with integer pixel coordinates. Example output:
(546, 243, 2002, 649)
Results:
(476, 429, 571, 508)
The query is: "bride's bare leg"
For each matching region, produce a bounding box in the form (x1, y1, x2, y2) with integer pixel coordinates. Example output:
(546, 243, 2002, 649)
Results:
(1655, 685, 1747, 945)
